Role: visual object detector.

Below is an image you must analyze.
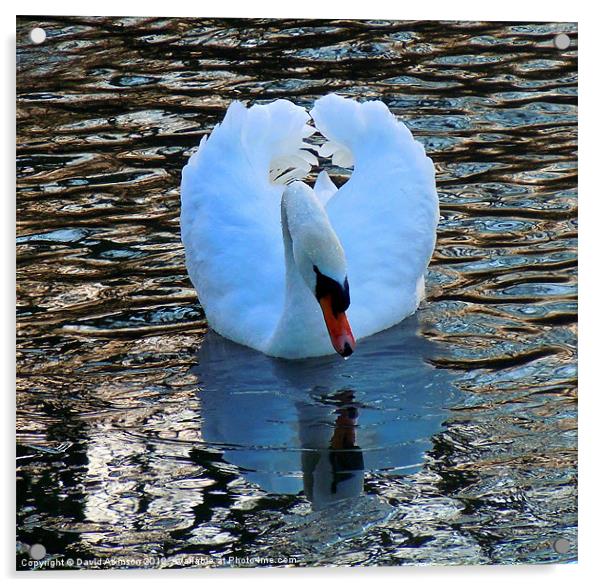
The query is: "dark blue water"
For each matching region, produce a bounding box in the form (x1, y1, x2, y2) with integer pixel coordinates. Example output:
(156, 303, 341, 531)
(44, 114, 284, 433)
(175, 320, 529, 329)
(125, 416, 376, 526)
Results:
(17, 17, 577, 568)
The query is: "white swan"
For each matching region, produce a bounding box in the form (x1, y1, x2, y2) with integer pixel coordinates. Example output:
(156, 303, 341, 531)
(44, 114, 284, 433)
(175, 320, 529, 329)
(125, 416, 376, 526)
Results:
(180, 94, 439, 359)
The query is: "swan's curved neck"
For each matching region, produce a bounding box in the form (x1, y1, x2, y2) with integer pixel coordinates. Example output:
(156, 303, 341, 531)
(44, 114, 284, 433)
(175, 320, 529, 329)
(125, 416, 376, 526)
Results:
(266, 198, 326, 358)
(265, 181, 351, 359)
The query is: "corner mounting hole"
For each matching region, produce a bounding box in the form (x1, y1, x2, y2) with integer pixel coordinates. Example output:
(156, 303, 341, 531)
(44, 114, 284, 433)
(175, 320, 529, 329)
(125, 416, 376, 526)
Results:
(554, 33, 570, 50)
(29, 27, 46, 45)
(553, 538, 571, 554)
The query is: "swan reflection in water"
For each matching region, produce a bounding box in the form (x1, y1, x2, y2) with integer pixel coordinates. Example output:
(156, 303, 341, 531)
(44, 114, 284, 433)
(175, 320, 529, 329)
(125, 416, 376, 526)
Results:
(299, 390, 364, 510)
(193, 315, 460, 512)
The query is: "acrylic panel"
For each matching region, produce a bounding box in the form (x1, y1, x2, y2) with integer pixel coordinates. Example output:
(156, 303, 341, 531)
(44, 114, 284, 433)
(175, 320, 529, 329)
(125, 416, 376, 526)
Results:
(16, 16, 577, 570)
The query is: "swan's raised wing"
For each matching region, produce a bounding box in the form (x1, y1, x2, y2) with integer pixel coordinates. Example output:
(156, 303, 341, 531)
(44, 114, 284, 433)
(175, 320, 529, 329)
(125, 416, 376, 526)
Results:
(310, 94, 439, 340)
(314, 169, 338, 206)
(180, 100, 315, 350)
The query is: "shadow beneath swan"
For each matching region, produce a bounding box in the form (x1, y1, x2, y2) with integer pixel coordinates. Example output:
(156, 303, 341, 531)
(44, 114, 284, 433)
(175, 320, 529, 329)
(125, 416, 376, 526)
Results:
(192, 315, 461, 515)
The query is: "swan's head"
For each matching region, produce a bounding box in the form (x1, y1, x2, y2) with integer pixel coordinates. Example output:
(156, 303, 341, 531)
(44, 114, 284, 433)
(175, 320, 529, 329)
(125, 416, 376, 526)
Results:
(282, 182, 356, 357)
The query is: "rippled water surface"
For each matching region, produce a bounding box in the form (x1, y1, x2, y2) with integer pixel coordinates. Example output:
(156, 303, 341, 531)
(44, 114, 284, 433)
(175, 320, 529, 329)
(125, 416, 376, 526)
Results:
(16, 17, 577, 568)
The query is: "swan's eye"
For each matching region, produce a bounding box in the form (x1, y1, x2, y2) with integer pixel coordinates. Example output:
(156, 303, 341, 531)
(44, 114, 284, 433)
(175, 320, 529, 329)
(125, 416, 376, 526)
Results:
(313, 265, 350, 315)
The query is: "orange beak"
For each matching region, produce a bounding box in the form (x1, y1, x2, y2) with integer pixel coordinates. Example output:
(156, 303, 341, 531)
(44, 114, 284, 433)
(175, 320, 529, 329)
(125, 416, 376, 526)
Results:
(318, 295, 356, 357)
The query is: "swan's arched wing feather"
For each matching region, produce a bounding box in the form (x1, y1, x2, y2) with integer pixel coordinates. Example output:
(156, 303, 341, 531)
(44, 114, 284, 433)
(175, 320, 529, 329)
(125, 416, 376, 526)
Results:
(180, 100, 313, 349)
(311, 95, 439, 339)
(314, 170, 338, 206)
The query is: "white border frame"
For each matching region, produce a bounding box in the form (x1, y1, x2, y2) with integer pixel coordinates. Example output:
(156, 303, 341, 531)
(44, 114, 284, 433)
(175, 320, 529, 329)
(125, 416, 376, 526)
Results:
(6, 2, 593, 585)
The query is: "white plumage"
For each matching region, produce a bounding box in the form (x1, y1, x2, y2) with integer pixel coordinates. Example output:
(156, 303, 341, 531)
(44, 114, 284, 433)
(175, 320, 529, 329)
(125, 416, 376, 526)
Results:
(180, 93, 439, 359)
